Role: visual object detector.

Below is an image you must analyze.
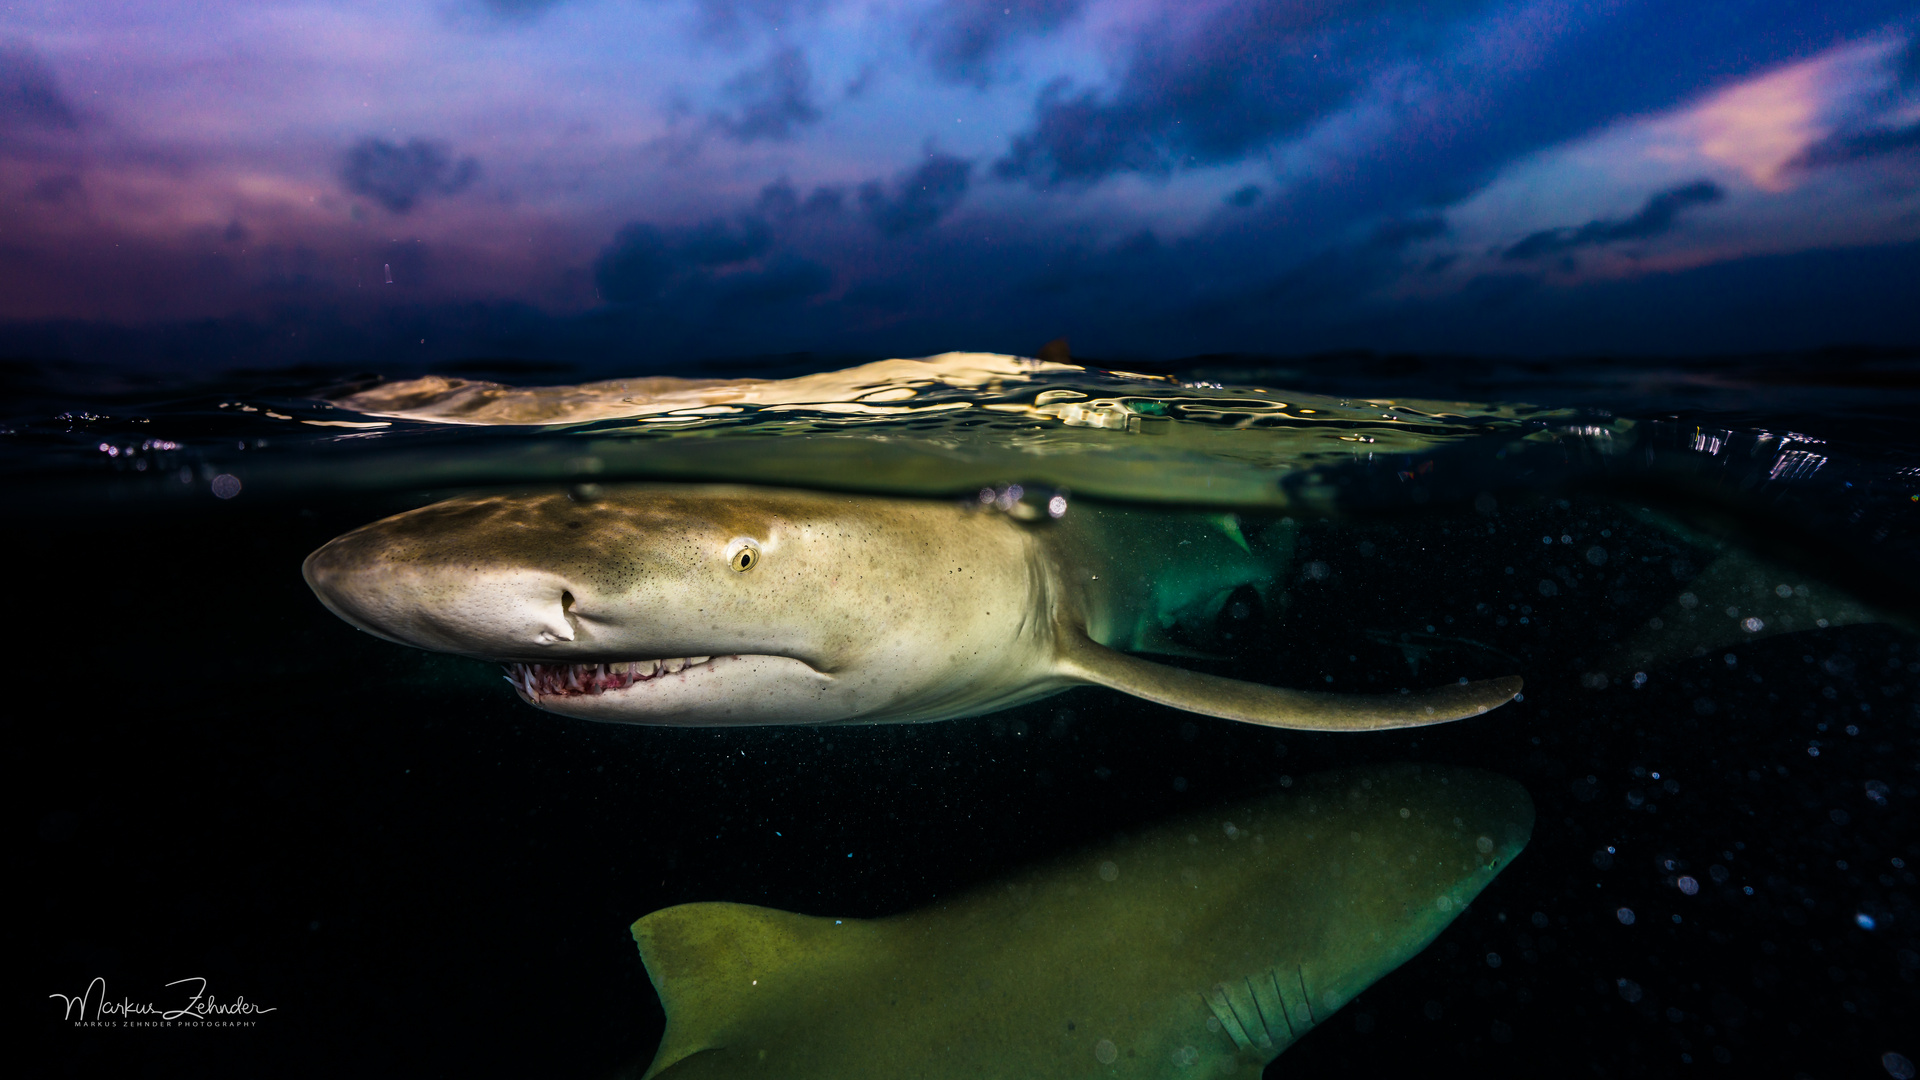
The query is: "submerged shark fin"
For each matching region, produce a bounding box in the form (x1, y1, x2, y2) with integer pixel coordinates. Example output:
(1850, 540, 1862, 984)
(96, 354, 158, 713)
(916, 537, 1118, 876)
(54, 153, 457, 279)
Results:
(1054, 627, 1522, 731)
(632, 902, 865, 1079)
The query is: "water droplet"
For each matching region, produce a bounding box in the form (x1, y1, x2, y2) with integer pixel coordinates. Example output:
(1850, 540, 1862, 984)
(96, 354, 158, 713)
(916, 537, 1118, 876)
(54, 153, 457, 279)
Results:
(1677, 876, 1699, 895)
(1094, 1039, 1118, 1064)
(211, 473, 242, 499)
(1097, 860, 1118, 882)
(1476, 836, 1494, 854)
(1616, 907, 1636, 925)
(1436, 895, 1454, 912)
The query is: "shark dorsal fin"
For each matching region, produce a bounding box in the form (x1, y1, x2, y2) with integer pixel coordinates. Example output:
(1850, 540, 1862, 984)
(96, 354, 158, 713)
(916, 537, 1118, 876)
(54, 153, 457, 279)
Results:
(1054, 626, 1522, 731)
(632, 902, 866, 1079)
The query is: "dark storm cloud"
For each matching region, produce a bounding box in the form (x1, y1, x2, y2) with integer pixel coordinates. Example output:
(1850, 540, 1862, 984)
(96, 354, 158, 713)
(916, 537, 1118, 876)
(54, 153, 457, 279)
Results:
(339, 137, 480, 213)
(1501, 180, 1724, 262)
(1788, 120, 1920, 169)
(755, 177, 845, 219)
(1224, 184, 1261, 207)
(915, 0, 1084, 86)
(1370, 216, 1448, 249)
(712, 47, 821, 142)
(858, 152, 972, 236)
(994, 0, 1477, 187)
(1, 41, 79, 131)
(593, 215, 828, 310)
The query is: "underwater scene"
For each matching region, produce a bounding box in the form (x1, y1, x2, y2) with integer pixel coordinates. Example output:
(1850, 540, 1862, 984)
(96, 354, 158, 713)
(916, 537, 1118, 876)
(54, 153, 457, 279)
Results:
(16, 348, 1918, 1078)
(10, 0, 1920, 1076)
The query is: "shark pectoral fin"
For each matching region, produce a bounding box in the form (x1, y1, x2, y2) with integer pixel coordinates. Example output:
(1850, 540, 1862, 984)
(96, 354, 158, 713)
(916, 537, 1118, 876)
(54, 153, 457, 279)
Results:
(632, 902, 862, 1080)
(1054, 628, 1522, 731)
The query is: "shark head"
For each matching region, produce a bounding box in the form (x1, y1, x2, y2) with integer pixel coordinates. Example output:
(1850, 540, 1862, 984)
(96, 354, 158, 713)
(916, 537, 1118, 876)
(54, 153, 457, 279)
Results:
(303, 485, 1055, 725)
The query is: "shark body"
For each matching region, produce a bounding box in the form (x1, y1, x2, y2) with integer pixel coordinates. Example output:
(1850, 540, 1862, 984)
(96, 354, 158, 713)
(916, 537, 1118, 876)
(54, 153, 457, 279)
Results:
(303, 484, 1521, 729)
(630, 763, 1533, 1079)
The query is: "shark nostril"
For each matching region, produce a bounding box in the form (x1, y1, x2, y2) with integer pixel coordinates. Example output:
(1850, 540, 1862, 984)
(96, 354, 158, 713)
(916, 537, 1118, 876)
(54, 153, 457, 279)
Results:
(561, 590, 575, 611)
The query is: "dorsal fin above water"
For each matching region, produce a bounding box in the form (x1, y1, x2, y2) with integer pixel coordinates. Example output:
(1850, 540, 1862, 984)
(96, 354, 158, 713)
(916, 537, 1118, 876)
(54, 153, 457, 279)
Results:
(632, 902, 865, 1079)
(1054, 627, 1522, 731)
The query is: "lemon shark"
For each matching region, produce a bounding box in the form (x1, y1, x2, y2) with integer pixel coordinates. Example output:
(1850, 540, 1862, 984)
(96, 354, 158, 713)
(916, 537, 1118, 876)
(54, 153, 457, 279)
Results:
(303, 483, 1521, 730)
(628, 762, 1533, 1079)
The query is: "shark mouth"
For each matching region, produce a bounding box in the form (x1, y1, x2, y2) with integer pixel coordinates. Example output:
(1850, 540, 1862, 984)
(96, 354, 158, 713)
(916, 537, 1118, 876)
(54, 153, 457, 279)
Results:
(504, 658, 715, 699)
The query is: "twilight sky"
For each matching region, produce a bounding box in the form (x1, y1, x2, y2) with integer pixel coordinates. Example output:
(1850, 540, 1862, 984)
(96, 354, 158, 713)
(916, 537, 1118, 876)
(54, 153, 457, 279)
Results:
(3, 0, 1917, 368)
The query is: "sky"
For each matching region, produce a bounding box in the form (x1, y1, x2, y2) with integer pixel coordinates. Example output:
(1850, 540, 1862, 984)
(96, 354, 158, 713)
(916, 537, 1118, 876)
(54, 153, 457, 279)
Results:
(2, 0, 1917, 369)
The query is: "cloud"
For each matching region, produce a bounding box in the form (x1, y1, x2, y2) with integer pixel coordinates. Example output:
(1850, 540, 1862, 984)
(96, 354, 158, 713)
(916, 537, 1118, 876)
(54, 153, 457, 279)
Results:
(994, 0, 1467, 187)
(1371, 216, 1448, 249)
(1501, 180, 1724, 261)
(712, 47, 821, 142)
(915, 0, 1084, 86)
(592, 215, 827, 311)
(475, 0, 566, 19)
(339, 138, 480, 214)
(29, 174, 84, 204)
(755, 177, 845, 219)
(1, 41, 79, 131)
(1789, 119, 1920, 169)
(858, 152, 972, 236)
(717, 254, 833, 306)
(694, 0, 823, 47)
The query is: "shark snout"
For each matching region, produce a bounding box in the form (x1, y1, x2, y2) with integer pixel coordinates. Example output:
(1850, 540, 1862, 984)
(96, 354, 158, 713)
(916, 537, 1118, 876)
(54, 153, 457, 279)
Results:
(303, 536, 582, 657)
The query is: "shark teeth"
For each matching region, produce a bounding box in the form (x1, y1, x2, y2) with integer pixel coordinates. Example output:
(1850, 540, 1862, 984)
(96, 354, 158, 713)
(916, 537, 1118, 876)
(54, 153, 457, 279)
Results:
(503, 657, 717, 699)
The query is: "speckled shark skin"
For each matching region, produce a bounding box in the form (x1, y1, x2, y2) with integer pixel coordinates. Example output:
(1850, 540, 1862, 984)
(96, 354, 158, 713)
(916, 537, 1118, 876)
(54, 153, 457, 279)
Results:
(303, 484, 1521, 729)
(627, 763, 1534, 1079)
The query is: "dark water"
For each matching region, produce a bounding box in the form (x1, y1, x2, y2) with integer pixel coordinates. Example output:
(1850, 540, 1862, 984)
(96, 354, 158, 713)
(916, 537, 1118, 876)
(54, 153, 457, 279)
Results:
(16, 349, 1920, 1078)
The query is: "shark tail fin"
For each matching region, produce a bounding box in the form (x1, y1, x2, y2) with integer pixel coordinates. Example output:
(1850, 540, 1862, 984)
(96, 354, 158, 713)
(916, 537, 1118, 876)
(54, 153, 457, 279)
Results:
(1055, 627, 1522, 731)
(632, 902, 863, 1079)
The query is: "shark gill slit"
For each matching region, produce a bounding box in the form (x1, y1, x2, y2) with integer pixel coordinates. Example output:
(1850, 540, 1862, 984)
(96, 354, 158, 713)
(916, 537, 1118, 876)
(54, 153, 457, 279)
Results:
(1259, 967, 1295, 1041)
(1203, 984, 1254, 1051)
(1243, 974, 1276, 1049)
(1204, 966, 1308, 1053)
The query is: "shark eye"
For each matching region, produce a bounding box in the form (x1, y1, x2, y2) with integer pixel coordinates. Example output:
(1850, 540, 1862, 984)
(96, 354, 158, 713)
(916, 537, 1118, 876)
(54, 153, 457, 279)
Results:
(728, 539, 761, 573)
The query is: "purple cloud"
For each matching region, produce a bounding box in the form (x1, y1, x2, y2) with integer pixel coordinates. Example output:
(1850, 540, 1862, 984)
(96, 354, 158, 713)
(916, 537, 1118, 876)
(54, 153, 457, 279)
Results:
(713, 47, 822, 142)
(859, 152, 973, 236)
(339, 138, 480, 214)
(916, 0, 1085, 86)
(1501, 181, 1725, 262)
(1, 41, 78, 131)
(995, 0, 1487, 186)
